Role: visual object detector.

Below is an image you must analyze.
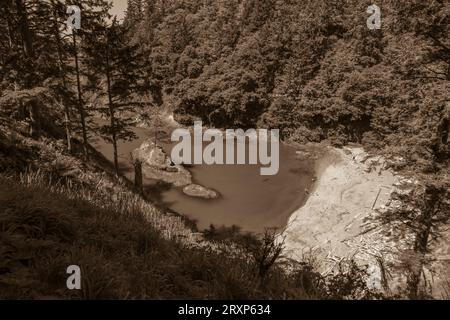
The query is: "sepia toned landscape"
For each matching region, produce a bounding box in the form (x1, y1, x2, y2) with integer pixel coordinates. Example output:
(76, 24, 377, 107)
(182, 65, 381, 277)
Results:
(0, 0, 449, 300)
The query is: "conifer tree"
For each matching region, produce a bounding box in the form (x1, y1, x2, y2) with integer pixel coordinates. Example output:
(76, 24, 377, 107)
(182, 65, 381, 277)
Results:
(83, 18, 145, 175)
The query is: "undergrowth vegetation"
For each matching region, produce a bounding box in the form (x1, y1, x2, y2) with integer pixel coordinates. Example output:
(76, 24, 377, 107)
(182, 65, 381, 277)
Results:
(0, 169, 379, 299)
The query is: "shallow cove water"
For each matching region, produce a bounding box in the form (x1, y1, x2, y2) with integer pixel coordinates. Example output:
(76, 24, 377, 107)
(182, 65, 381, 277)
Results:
(159, 141, 314, 233)
(91, 122, 315, 234)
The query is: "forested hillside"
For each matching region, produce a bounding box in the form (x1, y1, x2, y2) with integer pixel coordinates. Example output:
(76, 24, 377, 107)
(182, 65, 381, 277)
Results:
(125, 0, 450, 173)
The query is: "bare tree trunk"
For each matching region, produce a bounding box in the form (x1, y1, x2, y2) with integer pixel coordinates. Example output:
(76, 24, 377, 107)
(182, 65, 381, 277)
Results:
(154, 116, 158, 145)
(406, 270, 422, 299)
(134, 159, 143, 196)
(72, 30, 89, 158)
(15, 0, 40, 139)
(52, 1, 72, 152)
(15, 0, 33, 57)
(105, 37, 119, 176)
(28, 101, 40, 138)
(447, 62, 450, 81)
(4, 0, 14, 49)
(408, 185, 441, 299)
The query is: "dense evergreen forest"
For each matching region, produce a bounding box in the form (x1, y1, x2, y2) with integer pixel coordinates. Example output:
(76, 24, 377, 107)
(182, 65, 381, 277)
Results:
(123, 0, 450, 173)
(0, 0, 449, 300)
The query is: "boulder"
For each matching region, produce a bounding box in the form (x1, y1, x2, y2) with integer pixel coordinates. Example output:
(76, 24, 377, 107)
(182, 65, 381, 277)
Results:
(133, 140, 167, 169)
(183, 184, 219, 199)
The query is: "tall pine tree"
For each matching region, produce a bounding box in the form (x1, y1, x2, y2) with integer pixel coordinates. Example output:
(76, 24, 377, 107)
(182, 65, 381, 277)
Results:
(83, 18, 146, 175)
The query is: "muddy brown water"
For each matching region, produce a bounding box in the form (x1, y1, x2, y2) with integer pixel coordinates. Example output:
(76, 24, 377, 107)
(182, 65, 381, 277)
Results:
(91, 124, 315, 234)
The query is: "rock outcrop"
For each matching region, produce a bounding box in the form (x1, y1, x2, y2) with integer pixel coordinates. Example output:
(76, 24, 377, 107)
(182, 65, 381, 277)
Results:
(183, 184, 218, 199)
(132, 140, 219, 199)
(132, 140, 191, 187)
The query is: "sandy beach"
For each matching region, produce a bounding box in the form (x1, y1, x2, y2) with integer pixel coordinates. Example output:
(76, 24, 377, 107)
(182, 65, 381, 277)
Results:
(281, 145, 402, 289)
